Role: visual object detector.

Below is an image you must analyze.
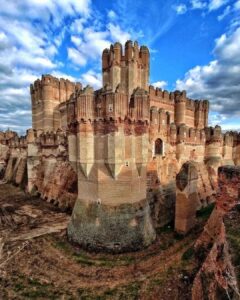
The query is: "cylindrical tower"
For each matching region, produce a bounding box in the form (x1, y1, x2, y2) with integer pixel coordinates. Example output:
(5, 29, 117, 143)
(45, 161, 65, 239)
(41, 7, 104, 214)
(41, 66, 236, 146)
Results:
(110, 42, 122, 91)
(175, 91, 186, 125)
(125, 40, 133, 61)
(140, 45, 149, 91)
(102, 48, 110, 88)
(42, 75, 54, 131)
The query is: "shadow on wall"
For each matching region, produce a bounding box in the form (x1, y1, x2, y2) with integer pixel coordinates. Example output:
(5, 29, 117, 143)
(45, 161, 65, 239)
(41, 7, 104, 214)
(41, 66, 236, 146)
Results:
(30, 161, 78, 212)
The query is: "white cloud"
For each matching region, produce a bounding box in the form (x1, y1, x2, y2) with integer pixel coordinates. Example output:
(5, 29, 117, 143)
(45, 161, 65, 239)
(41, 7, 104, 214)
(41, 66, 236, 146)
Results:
(107, 23, 131, 44)
(173, 4, 188, 14)
(70, 18, 86, 33)
(215, 28, 240, 63)
(218, 5, 231, 20)
(0, 0, 92, 133)
(67, 48, 87, 66)
(190, 0, 229, 11)
(176, 26, 240, 128)
(190, 0, 207, 9)
(68, 21, 132, 67)
(51, 71, 78, 83)
(108, 10, 117, 19)
(71, 36, 82, 47)
(80, 70, 102, 89)
(208, 0, 229, 11)
(0, 0, 91, 25)
(152, 81, 168, 89)
(235, 0, 240, 10)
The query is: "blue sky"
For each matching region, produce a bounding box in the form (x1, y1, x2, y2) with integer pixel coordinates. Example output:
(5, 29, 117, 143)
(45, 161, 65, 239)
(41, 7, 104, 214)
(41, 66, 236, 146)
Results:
(0, 0, 239, 133)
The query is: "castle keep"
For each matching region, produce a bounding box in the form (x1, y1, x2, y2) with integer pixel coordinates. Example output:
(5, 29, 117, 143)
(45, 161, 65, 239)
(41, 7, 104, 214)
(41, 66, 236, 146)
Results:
(1, 40, 240, 252)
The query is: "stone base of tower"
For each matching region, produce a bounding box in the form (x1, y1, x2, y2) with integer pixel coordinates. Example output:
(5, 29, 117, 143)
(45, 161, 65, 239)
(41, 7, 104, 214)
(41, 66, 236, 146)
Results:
(67, 198, 156, 253)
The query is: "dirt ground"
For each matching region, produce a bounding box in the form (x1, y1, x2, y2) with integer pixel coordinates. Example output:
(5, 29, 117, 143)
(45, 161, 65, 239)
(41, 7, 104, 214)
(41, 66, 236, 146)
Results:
(0, 184, 203, 300)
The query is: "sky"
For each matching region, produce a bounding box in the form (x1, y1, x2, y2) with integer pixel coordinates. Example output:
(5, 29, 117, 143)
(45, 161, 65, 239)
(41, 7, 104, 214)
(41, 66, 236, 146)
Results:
(0, 0, 239, 134)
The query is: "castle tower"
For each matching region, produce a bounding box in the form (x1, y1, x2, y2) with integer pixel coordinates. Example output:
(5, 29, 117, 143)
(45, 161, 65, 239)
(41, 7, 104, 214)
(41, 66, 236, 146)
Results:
(30, 75, 81, 132)
(67, 80, 155, 252)
(174, 91, 186, 125)
(194, 100, 209, 129)
(102, 41, 149, 96)
(41, 75, 58, 131)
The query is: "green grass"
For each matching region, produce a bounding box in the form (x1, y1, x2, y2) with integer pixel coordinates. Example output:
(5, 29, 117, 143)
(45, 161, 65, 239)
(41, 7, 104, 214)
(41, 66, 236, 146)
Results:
(182, 246, 195, 261)
(52, 237, 135, 267)
(73, 251, 135, 267)
(156, 222, 174, 234)
(12, 273, 63, 300)
(77, 282, 141, 300)
(13, 283, 25, 292)
(196, 203, 215, 220)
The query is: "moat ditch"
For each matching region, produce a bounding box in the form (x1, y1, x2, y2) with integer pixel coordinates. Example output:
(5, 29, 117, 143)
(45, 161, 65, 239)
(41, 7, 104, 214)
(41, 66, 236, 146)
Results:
(0, 183, 216, 299)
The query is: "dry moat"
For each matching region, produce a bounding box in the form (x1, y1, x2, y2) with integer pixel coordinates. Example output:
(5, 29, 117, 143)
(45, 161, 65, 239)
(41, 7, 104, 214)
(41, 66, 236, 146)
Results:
(0, 184, 218, 300)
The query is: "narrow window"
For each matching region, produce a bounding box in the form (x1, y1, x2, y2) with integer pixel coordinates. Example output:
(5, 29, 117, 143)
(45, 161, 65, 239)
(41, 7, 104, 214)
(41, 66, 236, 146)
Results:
(155, 138, 163, 155)
(109, 104, 113, 112)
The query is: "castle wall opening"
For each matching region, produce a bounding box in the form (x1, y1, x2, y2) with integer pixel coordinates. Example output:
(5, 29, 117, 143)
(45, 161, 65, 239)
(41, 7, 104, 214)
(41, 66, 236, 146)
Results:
(154, 138, 163, 156)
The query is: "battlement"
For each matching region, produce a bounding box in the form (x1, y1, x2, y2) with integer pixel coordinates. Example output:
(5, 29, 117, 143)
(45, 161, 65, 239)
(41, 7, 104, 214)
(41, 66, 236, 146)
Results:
(7, 135, 28, 148)
(0, 130, 19, 145)
(149, 86, 175, 102)
(102, 40, 149, 95)
(102, 40, 149, 70)
(149, 86, 209, 110)
(176, 124, 205, 144)
(223, 131, 240, 146)
(205, 125, 223, 142)
(36, 130, 67, 147)
(149, 86, 209, 129)
(30, 75, 82, 103)
(194, 99, 209, 111)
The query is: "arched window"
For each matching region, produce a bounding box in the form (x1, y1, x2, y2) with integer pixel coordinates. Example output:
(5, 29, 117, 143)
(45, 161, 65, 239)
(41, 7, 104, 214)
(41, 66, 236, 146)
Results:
(155, 138, 163, 156)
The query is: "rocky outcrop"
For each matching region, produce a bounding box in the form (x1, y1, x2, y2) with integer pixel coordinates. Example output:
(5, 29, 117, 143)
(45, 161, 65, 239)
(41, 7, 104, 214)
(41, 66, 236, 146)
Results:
(192, 166, 240, 299)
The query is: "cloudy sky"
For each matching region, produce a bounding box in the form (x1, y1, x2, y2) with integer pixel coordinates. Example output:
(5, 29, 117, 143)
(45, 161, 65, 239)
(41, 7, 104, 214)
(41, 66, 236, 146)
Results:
(0, 0, 239, 134)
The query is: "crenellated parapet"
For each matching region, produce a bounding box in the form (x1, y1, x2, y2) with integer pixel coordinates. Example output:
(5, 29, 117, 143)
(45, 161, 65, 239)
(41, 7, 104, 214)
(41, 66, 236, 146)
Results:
(7, 135, 28, 149)
(66, 84, 150, 127)
(102, 40, 149, 70)
(148, 86, 209, 129)
(30, 75, 82, 104)
(0, 130, 18, 145)
(149, 86, 175, 101)
(205, 125, 223, 144)
(30, 75, 82, 132)
(225, 131, 240, 146)
(37, 131, 67, 148)
(176, 124, 205, 145)
(102, 40, 149, 95)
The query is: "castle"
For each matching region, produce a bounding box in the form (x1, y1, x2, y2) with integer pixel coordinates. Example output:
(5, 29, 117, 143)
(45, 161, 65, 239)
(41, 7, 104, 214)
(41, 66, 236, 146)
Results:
(1, 40, 240, 252)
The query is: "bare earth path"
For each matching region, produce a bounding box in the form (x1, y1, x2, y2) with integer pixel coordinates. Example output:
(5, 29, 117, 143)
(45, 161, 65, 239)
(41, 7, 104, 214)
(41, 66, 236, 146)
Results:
(0, 184, 200, 299)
